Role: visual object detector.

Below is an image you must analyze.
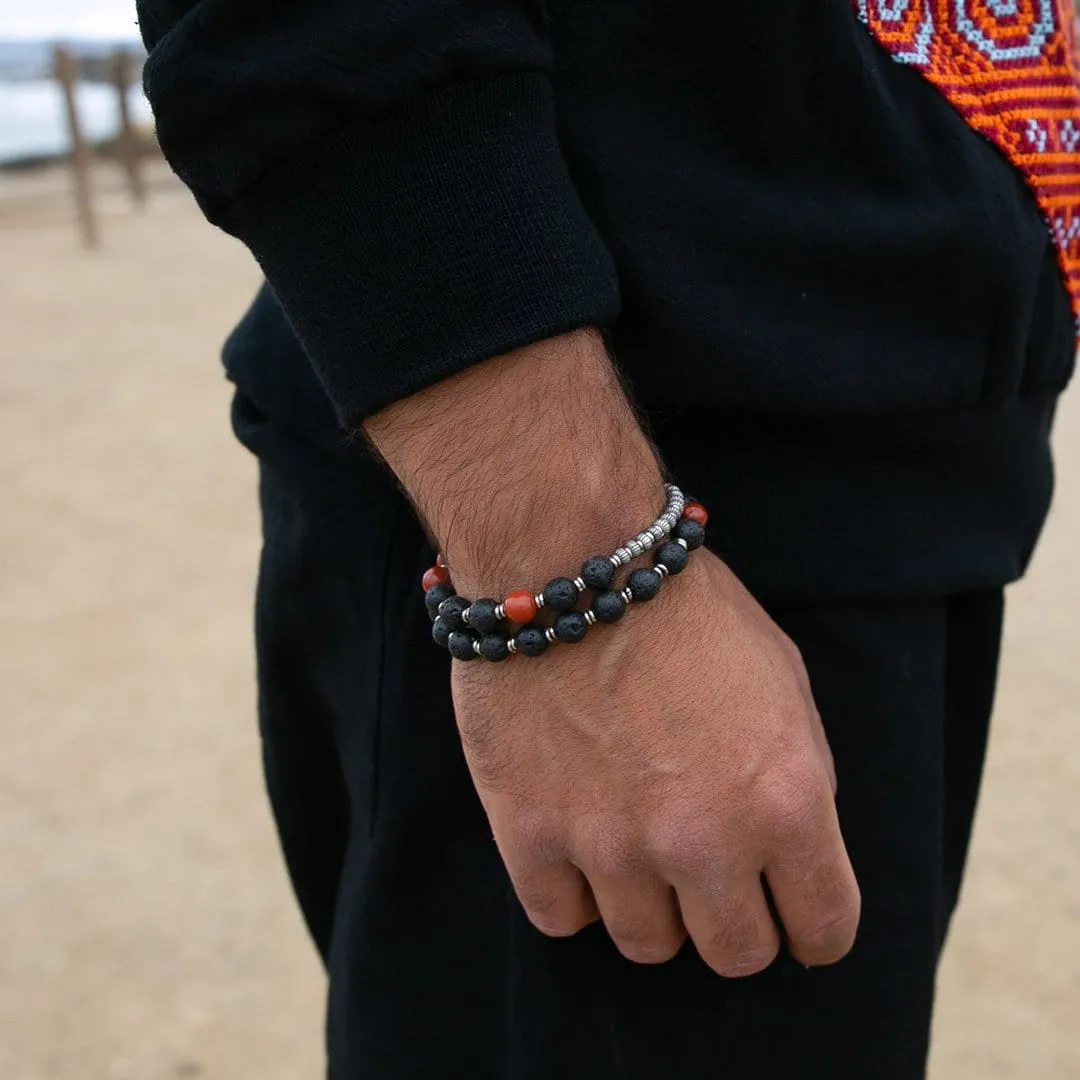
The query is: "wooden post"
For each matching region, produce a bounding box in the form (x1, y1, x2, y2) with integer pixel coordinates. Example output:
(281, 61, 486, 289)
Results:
(109, 49, 146, 210)
(53, 45, 99, 249)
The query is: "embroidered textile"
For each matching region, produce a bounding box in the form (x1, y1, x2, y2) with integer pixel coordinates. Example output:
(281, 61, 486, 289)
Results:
(856, 0, 1080, 326)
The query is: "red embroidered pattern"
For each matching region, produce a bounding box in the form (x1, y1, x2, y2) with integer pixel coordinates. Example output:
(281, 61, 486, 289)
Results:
(856, 0, 1080, 329)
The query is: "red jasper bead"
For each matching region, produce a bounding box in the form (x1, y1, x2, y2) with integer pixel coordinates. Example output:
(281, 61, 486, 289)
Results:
(422, 564, 451, 592)
(682, 502, 708, 527)
(503, 590, 538, 624)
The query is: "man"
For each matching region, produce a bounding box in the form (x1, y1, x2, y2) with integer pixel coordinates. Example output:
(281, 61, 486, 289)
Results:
(137, 2, 1079, 1076)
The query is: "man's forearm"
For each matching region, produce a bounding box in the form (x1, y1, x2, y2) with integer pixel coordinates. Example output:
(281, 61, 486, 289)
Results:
(364, 329, 664, 599)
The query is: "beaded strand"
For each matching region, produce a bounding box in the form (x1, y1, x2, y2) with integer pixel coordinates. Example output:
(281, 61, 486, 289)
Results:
(421, 486, 708, 662)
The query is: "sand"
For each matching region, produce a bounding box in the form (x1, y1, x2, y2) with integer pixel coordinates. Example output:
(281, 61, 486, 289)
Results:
(0, 169, 1077, 1079)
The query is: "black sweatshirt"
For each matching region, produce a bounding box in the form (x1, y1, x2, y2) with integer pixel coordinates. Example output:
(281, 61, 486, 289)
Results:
(138, 0, 1076, 601)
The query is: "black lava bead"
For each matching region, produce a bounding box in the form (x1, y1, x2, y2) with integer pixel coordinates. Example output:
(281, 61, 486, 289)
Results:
(580, 555, 615, 591)
(628, 567, 662, 602)
(431, 616, 452, 648)
(542, 577, 580, 613)
(447, 630, 479, 661)
(553, 611, 589, 644)
(478, 632, 511, 662)
(592, 590, 627, 623)
(424, 583, 454, 621)
(438, 595, 470, 630)
(515, 625, 549, 658)
(467, 598, 500, 634)
(655, 540, 688, 575)
(674, 518, 705, 550)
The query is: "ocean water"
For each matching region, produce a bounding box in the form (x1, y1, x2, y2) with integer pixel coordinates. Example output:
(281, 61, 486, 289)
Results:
(0, 39, 150, 164)
(0, 79, 152, 163)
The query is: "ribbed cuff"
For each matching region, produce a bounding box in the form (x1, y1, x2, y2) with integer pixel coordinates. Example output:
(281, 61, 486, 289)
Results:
(215, 72, 621, 427)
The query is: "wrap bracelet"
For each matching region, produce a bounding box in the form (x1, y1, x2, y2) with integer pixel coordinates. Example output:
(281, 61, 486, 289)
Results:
(420, 486, 708, 662)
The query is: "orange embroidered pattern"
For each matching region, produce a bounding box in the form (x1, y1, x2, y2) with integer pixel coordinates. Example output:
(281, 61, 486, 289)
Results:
(856, 0, 1080, 329)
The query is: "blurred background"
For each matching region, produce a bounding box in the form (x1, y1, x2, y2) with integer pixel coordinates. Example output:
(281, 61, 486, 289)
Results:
(0, 2, 1078, 1078)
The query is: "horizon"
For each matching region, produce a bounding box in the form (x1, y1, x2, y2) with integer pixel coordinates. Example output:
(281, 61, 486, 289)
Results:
(0, 32, 142, 44)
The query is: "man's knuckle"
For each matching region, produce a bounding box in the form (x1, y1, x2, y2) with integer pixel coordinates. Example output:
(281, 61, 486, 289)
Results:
(527, 910, 590, 939)
(615, 936, 683, 965)
(641, 813, 698, 868)
(793, 900, 861, 961)
(508, 856, 580, 923)
(758, 767, 828, 838)
(609, 924, 683, 965)
(695, 906, 769, 965)
(706, 941, 780, 979)
(512, 876, 562, 917)
(579, 826, 640, 879)
(507, 808, 562, 855)
(694, 904, 780, 977)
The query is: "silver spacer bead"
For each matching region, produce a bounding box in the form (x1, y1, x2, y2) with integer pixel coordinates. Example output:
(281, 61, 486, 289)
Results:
(620, 587, 634, 604)
(472, 639, 483, 656)
(461, 607, 471, 626)
(494, 603, 506, 620)
(506, 638, 518, 654)
(601, 484, 687, 572)
(534, 592, 545, 609)
(676, 538, 688, 550)
(544, 627, 559, 644)
(656, 563, 670, 578)
(584, 610, 598, 626)
(572, 577, 586, 592)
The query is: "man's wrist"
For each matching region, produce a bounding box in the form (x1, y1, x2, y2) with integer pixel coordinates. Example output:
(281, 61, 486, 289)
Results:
(364, 328, 664, 598)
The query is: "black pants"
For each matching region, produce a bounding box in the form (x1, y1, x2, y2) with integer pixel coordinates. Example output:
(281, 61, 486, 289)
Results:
(234, 393, 1004, 1080)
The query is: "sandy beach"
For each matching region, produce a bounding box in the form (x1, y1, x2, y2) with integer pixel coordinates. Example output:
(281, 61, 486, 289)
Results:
(0, 168, 1077, 1079)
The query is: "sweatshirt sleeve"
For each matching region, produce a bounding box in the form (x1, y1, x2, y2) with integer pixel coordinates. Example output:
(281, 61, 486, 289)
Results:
(136, 0, 620, 427)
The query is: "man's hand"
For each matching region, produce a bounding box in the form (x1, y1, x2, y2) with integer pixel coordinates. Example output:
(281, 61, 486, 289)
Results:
(365, 329, 860, 975)
(453, 551, 855, 973)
